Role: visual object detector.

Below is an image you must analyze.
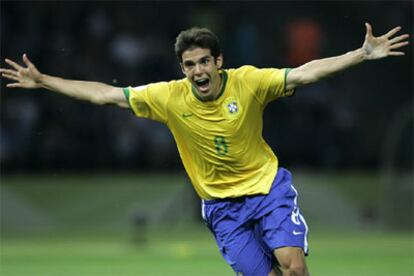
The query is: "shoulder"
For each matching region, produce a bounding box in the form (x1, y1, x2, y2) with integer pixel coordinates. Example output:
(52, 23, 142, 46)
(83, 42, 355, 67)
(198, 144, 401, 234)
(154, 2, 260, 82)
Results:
(168, 78, 190, 91)
(223, 66, 258, 88)
(226, 65, 258, 77)
(226, 65, 285, 81)
(129, 78, 188, 94)
(164, 78, 191, 102)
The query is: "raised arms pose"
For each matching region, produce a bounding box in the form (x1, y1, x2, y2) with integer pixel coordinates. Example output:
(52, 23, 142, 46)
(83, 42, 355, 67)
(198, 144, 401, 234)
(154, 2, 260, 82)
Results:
(1, 23, 409, 276)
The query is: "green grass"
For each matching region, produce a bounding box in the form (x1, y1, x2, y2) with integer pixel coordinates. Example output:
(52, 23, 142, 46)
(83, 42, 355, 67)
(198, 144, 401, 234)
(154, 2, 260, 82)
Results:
(1, 227, 413, 276)
(1, 226, 232, 276)
(1, 173, 413, 275)
(308, 231, 413, 276)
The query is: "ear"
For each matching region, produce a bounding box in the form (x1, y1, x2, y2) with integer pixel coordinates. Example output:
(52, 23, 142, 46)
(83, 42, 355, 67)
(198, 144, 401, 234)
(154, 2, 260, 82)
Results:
(179, 63, 186, 75)
(215, 54, 223, 69)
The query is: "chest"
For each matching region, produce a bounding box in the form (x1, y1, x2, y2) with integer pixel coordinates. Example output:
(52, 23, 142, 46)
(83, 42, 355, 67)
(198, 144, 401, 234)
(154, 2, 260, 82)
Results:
(168, 93, 262, 139)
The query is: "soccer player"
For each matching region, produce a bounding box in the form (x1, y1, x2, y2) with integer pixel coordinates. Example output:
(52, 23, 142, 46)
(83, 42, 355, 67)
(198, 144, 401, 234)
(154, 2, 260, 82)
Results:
(1, 23, 409, 276)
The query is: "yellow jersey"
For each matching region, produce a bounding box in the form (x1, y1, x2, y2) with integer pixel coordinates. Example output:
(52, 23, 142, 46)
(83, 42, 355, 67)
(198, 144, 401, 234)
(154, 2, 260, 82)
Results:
(124, 65, 294, 199)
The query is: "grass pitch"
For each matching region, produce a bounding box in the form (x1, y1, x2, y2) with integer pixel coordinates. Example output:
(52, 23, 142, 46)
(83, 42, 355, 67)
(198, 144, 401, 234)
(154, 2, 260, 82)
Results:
(1, 226, 412, 276)
(1, 173, 413, 275)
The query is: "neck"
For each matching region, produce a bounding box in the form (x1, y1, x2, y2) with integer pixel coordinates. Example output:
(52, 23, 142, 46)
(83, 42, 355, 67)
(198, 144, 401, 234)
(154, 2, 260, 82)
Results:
(212, 73, 223, 100)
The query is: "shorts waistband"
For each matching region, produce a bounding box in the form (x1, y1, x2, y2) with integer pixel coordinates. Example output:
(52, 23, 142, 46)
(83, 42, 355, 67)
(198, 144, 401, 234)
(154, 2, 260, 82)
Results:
(201, 167, 290, 206)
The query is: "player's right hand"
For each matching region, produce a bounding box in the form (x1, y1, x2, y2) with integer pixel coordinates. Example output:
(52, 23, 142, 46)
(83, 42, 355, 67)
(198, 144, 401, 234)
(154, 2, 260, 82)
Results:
(1, 54, 43, 89)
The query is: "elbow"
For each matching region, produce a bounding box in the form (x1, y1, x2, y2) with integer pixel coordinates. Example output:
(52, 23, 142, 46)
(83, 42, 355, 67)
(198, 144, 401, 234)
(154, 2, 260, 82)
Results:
(94, 98, 108, 106)
(300, 74, 319, 85)
(293, 75, 317, 88)
(93, 100, 106, 106)
(290, 67, 319, 87)
(90, 94, 107, 105)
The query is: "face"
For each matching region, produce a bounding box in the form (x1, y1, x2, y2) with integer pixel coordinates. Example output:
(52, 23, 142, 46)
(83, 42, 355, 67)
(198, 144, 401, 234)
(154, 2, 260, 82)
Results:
(181, 47, 223, 101)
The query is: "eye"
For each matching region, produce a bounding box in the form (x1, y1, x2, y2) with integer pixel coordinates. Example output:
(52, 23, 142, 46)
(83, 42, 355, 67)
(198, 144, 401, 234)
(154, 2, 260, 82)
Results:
(183, 62, 195, 70)
(201, 58, 210, 65)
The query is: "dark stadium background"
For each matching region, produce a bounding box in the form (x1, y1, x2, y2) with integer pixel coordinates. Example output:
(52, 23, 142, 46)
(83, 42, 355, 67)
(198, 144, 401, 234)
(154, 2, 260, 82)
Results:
(1, 1, 412, 173)
(1, 1, 413, 276)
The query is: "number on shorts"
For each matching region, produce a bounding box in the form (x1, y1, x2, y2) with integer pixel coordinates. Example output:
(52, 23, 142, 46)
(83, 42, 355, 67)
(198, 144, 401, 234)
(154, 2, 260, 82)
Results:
(291, 207, 301, 225)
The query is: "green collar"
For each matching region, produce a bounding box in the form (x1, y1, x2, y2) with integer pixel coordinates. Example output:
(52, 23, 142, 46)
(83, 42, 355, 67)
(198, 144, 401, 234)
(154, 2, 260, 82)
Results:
(191, 70, 228, 102)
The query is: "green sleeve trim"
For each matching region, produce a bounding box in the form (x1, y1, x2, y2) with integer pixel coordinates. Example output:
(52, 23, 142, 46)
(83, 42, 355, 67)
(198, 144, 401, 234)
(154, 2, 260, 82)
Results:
(123, 87, 130, 102)
(284, 68, 295, 97)
(123, 87, 134, 113)
(284, 68, 292, 92)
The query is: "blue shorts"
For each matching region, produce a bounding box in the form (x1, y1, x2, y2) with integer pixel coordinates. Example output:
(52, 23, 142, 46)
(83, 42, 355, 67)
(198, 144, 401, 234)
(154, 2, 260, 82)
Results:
(201, 168, 309, 276)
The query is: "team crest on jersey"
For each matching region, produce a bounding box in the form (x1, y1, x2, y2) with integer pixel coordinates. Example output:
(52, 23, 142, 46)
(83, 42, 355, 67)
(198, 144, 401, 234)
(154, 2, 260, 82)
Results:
(228, 102, 238, 113)
(223, 97, 242, 119)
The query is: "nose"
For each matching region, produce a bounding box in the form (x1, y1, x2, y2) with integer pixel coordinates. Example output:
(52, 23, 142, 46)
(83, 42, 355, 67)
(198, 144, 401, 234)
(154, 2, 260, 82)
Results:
(194, 64, 203, 75)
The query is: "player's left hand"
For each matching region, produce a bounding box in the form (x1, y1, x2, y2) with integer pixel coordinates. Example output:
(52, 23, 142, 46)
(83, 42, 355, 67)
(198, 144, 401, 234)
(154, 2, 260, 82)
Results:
(362, 23, 410, 60)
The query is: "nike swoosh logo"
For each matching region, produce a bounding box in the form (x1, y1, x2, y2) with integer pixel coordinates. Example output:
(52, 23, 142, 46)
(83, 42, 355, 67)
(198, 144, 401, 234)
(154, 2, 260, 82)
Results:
(182, 113, 193, 118)
(293, 230, 304, 235)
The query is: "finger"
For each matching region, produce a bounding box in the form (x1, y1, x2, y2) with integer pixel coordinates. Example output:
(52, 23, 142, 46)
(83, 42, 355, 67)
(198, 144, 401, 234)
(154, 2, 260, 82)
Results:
(365, 22, 373, 37)
(390, 41, 409, 49)
(22, 53, 35, 69)
(6, 83, 22, 88)
(0, 68, 18, 76)
(5, 58, 23, 71)
(388, 51, 405, 56)
(2, 73, 20, 81)
(389, 34, 410, 44)
(384, 26, 401, 38)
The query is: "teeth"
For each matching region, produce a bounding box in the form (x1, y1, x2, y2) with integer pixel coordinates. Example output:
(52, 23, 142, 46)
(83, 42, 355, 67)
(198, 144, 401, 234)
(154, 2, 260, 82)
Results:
(195, 78, 209, 86)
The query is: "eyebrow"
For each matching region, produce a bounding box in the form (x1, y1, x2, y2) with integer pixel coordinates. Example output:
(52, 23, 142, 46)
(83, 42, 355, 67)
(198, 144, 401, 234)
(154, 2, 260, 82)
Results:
(183, 55, 211, 66)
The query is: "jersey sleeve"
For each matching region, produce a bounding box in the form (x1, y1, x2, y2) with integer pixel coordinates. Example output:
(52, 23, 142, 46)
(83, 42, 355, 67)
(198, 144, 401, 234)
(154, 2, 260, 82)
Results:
(237, 65, 295, 105)
(123, 81, 171, 124)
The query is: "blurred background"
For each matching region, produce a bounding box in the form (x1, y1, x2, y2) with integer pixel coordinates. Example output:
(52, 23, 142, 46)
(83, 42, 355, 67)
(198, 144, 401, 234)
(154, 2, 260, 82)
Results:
(1, 1, 413, 275)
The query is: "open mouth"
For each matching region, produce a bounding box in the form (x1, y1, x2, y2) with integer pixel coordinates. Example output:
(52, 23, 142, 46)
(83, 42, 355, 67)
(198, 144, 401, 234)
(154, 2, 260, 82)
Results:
(194, 78, 210, 93)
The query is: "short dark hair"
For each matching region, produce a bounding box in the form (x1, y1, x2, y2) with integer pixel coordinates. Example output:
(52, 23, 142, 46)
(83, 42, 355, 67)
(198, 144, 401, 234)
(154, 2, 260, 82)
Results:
(174, 27, 221, 63)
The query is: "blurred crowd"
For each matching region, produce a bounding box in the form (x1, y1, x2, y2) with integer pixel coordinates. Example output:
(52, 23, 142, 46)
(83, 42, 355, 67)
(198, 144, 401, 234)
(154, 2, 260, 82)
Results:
(1, 1, 412, 173)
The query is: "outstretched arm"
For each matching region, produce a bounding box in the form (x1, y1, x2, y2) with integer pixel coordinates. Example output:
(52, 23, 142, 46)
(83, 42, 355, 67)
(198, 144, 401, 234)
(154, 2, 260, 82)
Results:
(286, 23, 410, 90)
(0, 54, 129, 108)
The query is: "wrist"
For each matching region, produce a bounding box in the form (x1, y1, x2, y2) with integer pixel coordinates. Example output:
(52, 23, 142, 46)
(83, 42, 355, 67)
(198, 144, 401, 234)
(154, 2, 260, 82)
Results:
(354, 48, 367, 63)
(38, 73, 48, 88)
